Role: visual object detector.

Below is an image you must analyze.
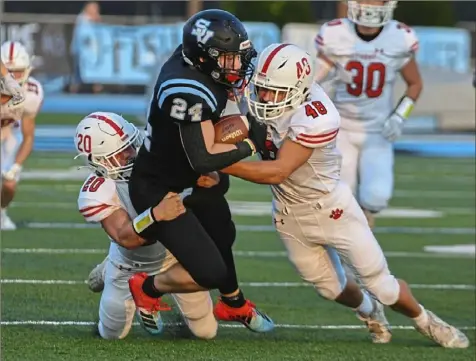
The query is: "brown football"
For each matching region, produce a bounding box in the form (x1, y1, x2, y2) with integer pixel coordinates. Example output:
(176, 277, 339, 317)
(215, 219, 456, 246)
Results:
(214, 114, 249, 144)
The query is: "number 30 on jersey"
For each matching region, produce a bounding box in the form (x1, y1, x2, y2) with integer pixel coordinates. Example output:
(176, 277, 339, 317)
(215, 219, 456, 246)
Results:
(346, 61, 386, 98)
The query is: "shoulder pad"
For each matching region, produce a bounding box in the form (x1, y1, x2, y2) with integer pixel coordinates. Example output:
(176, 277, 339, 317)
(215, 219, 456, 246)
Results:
(156, 77, 224, 123)
(23, 77, 44, 117)
(388, 20, 419, 56)
(288, 86, 340, 149)
(77, 174, 121, 223)
(316, 18, 354, 58)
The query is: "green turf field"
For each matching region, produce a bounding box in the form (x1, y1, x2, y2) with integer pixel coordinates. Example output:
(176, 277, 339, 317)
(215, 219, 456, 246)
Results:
(1, 152, 475, 361)
(35, 113, 141, 126)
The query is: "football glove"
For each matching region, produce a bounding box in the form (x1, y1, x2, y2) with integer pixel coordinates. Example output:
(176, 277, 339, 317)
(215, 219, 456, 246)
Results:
(246, 113, 271, 160)
(2, 73, 25, 111)
(2, 163, 22, 181)
(382, 96, 415, 142)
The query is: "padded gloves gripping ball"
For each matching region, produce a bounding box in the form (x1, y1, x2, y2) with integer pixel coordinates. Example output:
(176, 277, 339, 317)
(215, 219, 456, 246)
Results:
(214, 114, 249, 144)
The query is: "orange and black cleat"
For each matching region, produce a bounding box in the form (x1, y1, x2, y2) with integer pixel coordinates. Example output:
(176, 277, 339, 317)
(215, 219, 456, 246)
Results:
(128, 272, 171, 334)
(214, 298, 274, 333)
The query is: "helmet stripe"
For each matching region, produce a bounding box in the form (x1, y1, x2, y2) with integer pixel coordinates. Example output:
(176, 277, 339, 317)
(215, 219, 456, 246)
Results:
(89, 114, 125, 137)
(8, 42, 15, 62)
(261, 44, 290, 74)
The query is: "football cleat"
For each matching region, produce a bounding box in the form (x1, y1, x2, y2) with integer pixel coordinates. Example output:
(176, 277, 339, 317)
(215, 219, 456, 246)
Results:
(214, 298, 274, 333)
(357, 299, 392, 344)
(128, 272, 171, 334)
(415, 310, 469, 348)
(1, 209, 16, 231)
(135, 307, 165, 335)
(87, 256, 108, 293)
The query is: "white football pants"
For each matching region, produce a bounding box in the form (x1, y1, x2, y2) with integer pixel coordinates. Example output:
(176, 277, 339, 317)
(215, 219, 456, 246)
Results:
(1, 123, 23, 182)
(337, 129, 394, 212)
(272, 181, 400, 306)
(98, 252, 217, 340)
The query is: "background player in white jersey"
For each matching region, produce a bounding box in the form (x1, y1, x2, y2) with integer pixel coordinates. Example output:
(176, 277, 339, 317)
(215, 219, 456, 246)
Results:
(314, 0, 423, 227)
(222, 43, 468, 348)
(1, 41, 44, 230)
(76, 112, 219, 340)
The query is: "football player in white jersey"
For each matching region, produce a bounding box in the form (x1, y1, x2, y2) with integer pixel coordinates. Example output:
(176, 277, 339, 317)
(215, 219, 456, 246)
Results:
(314, 0, 423, 227)
(222, 43, 468, 348)
(76, 112, 219, 340)
(1, 41, 44, 230)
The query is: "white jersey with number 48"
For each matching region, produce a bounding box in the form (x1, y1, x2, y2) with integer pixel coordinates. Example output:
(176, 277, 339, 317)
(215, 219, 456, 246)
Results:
(268, 84, 342, 205)
(77, 173, 173, 270)
(316, 18, 418, 133)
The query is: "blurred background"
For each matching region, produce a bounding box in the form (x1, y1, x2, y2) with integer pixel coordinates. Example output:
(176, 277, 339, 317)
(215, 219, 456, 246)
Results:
(1, 0, 474, 147)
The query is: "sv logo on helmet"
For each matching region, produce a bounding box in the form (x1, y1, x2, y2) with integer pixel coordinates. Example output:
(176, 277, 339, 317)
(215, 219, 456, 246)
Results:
(192, 19, 215, 45)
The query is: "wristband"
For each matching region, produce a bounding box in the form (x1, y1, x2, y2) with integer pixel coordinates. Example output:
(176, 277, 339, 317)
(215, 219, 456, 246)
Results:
(132, 207, 157, 234)
(242, 138, 256, 155)
(394, 96, 415, 120)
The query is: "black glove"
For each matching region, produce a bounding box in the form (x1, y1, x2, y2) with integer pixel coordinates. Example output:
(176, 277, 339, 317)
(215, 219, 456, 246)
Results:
(246, 113, 272, 160)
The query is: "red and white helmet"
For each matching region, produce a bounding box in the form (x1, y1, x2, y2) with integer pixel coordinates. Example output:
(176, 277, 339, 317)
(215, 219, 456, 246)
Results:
(246, 43, 315, 123)
(74, 112, 143, 181)
(1, 41, 33, 85)
(347, 0, 397, 28)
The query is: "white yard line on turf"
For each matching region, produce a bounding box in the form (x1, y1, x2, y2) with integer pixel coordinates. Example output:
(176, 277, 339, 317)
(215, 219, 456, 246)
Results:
(2, 248, 474, 259)
(1, 320, 474, 330)
(19, 222, 476, 235)
(1, 279, 474, 290)
(10, 201, 476, 216)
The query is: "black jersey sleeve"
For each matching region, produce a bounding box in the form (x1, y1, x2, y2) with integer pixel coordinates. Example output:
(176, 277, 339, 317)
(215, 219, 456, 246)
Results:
(157, 78, 218, 124)
(179, 121, 254, 174)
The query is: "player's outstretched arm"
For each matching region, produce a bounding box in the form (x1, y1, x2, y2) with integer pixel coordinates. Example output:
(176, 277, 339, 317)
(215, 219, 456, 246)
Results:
(222, 139, 313, 185)
(102, 193, 185, 249)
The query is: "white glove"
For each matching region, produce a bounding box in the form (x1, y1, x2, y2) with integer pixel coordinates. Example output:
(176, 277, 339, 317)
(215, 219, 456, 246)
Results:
(2, 73, 25, 110)
(2, 163, 22, 181)
(382, 113, 404, 142)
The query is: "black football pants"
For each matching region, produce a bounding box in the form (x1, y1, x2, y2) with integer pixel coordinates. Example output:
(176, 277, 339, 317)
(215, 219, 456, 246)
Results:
(129, 172, 238, 292)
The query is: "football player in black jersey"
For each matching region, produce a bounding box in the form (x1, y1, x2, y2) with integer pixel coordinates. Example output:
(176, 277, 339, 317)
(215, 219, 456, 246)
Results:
(128, 9, 273, 333)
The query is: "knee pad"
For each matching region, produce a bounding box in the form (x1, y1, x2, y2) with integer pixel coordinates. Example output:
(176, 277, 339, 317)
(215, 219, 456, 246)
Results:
(360, 187, 392, 213)
(98, 298, 135, 340)
(186, 313, 218, 340)
(314, 277, 347, 301)
(366, 274, 400, 306)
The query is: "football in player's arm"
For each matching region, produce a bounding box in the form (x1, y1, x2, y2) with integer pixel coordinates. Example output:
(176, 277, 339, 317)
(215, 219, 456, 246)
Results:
(222, 110, 336, 184)
(154, 77, 257, 176)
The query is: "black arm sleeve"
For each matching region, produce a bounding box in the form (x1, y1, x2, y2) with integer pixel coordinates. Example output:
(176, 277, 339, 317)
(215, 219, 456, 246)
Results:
(179, 121, 253, 174)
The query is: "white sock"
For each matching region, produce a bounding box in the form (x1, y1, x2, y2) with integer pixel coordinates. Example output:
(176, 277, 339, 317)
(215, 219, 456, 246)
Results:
(412, 305, 429, 327)
(357, 292, 375, 317)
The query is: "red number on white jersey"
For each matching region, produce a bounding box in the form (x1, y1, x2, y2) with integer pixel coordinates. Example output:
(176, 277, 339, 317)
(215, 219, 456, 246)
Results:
(346, 61, 386, 98)
(81, 176, 105, 193)
(305, 101, 328, 118)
